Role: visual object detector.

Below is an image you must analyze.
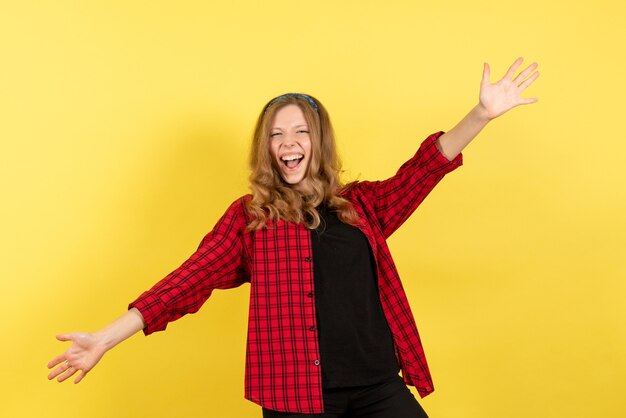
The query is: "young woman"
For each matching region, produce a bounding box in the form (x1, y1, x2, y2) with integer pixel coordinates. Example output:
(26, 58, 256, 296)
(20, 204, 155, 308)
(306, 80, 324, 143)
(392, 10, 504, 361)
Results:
(48, 57, 539, 417)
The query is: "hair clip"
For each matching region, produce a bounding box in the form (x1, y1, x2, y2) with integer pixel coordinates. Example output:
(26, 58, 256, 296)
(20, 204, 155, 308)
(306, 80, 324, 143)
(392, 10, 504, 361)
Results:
(264, 93, 319, 114)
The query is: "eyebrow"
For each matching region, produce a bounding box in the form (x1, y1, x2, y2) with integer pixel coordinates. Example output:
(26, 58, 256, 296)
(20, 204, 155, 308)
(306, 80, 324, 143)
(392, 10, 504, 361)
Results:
(271, 124, 309, 131)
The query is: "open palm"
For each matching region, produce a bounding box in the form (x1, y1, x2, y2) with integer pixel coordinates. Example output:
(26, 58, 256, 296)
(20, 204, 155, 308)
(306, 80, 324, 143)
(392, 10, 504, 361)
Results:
(480, 57, 539, 120)
(47, 332, 107, 383)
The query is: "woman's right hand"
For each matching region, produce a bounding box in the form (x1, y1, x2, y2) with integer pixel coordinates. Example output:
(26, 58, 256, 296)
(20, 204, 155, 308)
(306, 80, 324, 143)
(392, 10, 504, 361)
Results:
(47, 332, 108, 384)
(47, 308, 147, 384)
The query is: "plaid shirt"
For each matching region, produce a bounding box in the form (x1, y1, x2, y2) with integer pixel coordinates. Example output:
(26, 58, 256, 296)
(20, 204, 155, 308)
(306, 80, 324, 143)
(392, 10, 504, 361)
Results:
(129, 131, 463, 414)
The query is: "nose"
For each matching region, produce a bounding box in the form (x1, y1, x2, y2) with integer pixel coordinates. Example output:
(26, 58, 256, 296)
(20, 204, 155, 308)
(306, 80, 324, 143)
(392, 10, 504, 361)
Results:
(282, 133, 298, 146)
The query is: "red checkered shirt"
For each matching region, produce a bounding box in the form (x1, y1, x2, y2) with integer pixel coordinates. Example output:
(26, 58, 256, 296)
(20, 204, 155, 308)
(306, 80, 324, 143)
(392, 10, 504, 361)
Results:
(128, 131, 463, 414)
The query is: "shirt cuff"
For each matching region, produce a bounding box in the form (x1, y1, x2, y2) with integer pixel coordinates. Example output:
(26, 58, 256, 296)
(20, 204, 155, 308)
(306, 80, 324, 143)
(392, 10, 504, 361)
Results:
(423, 131, 463, 175)
(128, 292, 170, 336)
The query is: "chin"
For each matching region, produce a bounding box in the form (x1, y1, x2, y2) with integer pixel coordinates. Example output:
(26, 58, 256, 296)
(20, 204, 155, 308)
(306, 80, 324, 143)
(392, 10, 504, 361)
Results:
(284, 178, 304, 187)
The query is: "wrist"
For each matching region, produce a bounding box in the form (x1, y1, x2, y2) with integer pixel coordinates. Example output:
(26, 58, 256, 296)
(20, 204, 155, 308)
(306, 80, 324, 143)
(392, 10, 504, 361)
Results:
(93, 329, 115, 352)
(93, 309, 145, 352)
(474, 103, 492, 123)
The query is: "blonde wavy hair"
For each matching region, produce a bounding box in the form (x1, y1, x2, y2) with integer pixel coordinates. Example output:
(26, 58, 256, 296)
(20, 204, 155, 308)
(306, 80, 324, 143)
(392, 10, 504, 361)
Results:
(246, 93, 360, 231)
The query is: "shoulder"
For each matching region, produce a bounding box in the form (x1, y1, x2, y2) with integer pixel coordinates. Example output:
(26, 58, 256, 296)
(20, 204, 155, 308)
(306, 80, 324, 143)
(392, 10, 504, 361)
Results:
(225, 194, 252, 209)
(216, 194, 253, 225)
(337, 180, 376, 202)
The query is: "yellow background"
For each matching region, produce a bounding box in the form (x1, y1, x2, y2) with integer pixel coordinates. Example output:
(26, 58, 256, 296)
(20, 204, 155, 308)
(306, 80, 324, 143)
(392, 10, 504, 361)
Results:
(1, 1, 624, 417)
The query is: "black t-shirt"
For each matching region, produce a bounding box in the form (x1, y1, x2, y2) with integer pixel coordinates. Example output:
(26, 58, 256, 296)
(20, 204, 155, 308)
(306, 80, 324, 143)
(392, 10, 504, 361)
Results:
(310, 204, 400, 388)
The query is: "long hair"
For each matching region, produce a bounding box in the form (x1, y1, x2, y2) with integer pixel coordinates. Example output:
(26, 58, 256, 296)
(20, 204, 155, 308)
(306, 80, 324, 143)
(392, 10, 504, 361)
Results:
(246, 93, 360, 231)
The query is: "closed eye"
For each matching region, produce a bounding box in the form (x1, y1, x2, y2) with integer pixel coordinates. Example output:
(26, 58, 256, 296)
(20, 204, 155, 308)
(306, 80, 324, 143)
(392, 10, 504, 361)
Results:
(270, 130, 308, 137)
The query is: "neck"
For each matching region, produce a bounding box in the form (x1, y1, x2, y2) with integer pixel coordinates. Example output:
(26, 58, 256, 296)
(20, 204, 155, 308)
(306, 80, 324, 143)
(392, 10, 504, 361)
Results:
(294, 179, 313, 195)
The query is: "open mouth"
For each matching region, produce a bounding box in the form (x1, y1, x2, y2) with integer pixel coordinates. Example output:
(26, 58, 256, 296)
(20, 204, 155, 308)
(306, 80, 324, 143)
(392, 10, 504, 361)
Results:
(280, 154, 304, 170)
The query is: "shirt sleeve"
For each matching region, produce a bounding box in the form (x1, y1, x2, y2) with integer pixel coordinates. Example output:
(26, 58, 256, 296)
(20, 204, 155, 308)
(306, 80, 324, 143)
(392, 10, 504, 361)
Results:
(356, 131, 463, 239)
(128, 197, 249, 335)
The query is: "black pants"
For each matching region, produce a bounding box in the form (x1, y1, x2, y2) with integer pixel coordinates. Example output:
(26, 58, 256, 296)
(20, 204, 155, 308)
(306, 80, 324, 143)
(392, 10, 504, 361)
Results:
(262, 375, 428, 418)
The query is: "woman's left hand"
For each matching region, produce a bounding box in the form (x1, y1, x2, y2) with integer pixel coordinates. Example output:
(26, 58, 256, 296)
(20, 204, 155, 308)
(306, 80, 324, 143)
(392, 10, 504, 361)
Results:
(479, 57, 539, 120)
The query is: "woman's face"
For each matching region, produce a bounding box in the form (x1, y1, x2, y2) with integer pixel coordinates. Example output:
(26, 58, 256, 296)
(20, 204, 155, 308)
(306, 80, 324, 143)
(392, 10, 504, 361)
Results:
(268, 104, 312, 191)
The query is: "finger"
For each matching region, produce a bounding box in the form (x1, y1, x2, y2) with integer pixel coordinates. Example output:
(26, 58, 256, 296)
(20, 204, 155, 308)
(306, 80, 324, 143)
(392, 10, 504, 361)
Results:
(520, 97, 538, 105)
(57, 366, 79, 383)
(47, 361, 71, 380)
(504, 57, 524, 80)
(47, 354, 67, 368)
(513, 62, 538, 85)
(74, 370, 88, 384)
(482, 62, 491, 85)
(519, 71, 540, 90)
(48, 367, 63, 380)
(56, 333, 74, 342)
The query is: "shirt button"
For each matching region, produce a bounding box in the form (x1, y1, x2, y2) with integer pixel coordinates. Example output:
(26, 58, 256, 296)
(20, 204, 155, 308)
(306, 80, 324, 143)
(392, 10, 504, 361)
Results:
(307, 292, 314, 298)
(314, 360, 320, 366)
(304, 256, 311, 262)
(309, 326, 316, 331)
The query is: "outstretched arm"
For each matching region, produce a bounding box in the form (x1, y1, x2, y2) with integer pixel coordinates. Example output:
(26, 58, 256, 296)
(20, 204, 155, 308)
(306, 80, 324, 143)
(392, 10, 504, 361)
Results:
(436, 57, 540, 160)
(47, 307, 146, 384)
(48, 197, 248, 384)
